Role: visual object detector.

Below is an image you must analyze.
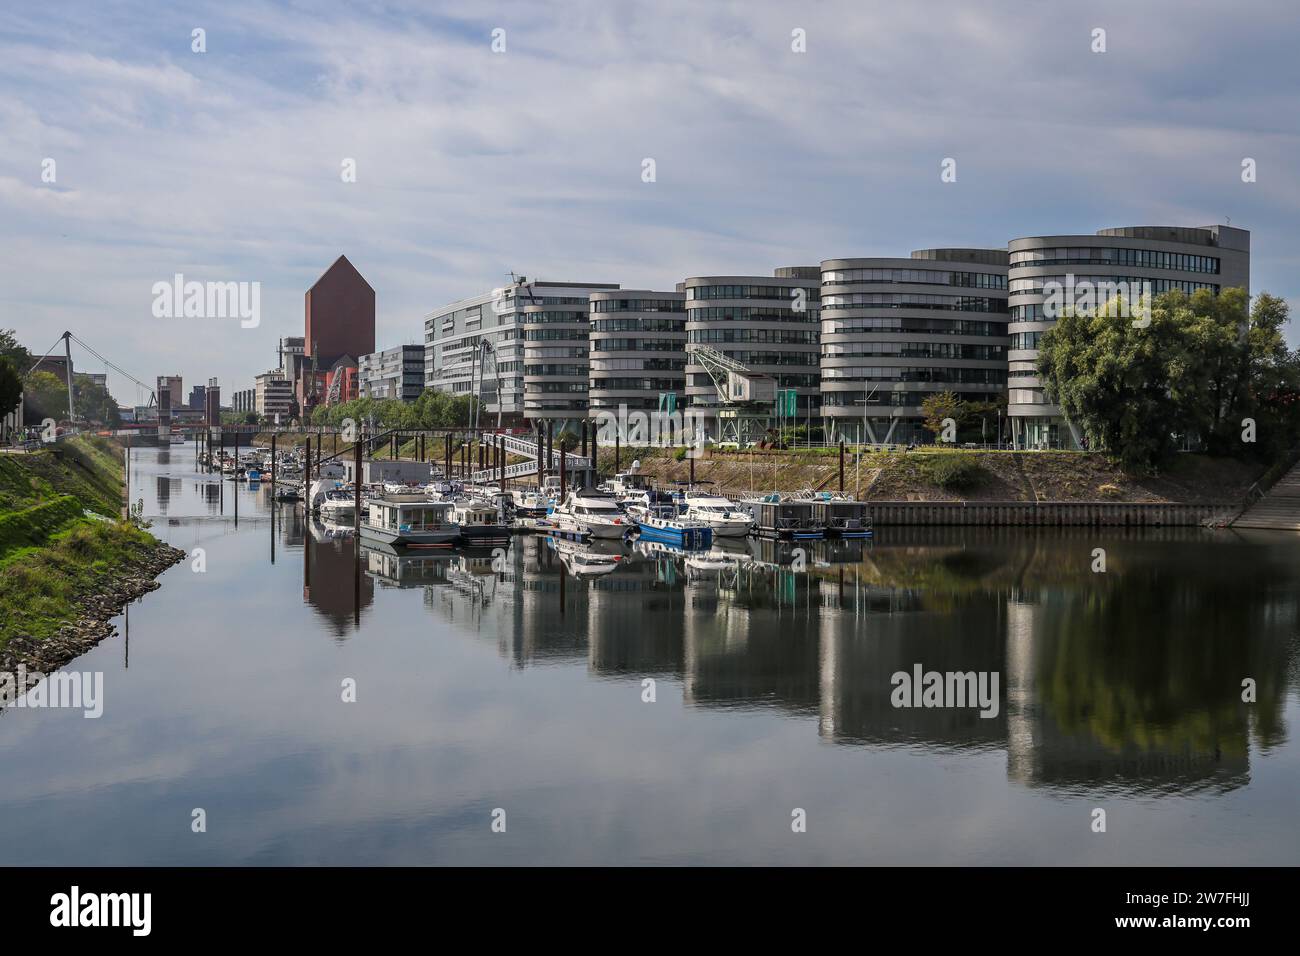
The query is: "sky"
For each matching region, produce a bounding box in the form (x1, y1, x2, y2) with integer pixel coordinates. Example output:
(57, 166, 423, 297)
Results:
(2, 0, 1298, 407)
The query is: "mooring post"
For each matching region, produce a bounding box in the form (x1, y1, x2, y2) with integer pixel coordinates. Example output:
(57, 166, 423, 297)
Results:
(615, 432, 620, 475)
(839, 439, 845, 494)
(546, 422, 554, 482)
(305, 434, 312, 497)
(354, 428, 363, 535)
(271, 433, 277, 490)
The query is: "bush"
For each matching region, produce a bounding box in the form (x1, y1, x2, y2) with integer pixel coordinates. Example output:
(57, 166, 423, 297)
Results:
(925, 455, 985, 491)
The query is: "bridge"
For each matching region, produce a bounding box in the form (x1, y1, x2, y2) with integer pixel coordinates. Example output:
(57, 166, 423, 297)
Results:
(468, 432, 592, 484)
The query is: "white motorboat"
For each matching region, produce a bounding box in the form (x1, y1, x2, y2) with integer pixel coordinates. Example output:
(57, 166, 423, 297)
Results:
(361, 494, 460, 548)
(680, 485, 754, 537)
(319, 488, 358, 523)
(307, 478, 338, 511)
(551, 487, 631, 540)
(603, 462, 653, 504)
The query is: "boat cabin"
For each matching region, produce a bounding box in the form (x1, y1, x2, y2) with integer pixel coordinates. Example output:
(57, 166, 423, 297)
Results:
(367, 495, 455, 534)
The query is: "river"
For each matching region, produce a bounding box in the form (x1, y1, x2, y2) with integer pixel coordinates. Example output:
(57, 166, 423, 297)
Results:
(1, 445, 1296, 865)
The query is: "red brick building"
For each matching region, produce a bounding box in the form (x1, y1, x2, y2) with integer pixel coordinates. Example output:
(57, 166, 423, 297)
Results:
(301, 255, 375, 410)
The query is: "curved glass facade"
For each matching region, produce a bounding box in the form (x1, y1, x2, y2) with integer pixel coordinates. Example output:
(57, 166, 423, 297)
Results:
(587, 291, 686, 413)
(1006, 225, 1250, 448)
(819, 252, 1009, 445)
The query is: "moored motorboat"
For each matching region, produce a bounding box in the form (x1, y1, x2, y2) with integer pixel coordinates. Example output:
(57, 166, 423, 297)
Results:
(680, 484, 754, 537)
(319, 488, 357, 523)
(629, 503, 713, 549)
(452, 497, 511, 546)
(551, 487, 630, 540)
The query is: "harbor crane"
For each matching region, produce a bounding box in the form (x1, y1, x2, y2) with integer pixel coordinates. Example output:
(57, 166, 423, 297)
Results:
(688, 345, 781, 446)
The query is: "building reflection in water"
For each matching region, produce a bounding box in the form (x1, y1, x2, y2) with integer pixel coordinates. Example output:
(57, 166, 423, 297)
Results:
(406, 527, 1294, 797)
(283, 513, 375, 638)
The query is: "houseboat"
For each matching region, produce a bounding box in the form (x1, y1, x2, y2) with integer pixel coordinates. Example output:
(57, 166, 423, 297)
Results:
(361, 494, 460, 548)
(742, 497, 825, 539)
(806, 498, 873, 539)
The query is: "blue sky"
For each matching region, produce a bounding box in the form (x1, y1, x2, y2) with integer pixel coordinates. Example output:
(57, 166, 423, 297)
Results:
(2, 0, 1298, 405)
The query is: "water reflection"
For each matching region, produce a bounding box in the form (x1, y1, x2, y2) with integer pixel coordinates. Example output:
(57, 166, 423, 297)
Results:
(335, 526, 1294, 798)
(4, 444, 1294, 865)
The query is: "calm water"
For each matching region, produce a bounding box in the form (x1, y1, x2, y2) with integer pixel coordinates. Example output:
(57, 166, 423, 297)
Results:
(1, 446, 1297, 865)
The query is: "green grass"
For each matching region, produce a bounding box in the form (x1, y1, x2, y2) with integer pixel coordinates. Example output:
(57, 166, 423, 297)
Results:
(0, 435, 124, 516)
(0, 518, 161, 646)
(0, 435, 164, 650)
(0, 496, 87, 557)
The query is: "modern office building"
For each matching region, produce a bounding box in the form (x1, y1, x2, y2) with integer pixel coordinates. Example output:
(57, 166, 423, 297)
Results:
(424, 278, 618, 426)
(255, 370, 293, 421)
(359, 345, 424, 402)
(820, 249, 1009, 445)
(232, 388, 255, 415)
(587, 290, 688, 414)
(682, 267, 822, 436)
(187, 384, 206, 411)
(1007, 225, 1250, 448)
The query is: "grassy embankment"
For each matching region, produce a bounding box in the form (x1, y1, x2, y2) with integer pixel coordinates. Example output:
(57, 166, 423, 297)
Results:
(0, 436, 163, 648)
(594, 445, 1265, 504)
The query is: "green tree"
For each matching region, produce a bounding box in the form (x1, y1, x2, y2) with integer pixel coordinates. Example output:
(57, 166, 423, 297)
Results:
(921, 390, 966, 440)
(0, 329, 32, 372)
(24, 370, 68, 422)
(72, 374, 120, 426)
(1036, 295, 1186, 471)
(1038, 288, 1300, 471)
(0, 357, 23, 428)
